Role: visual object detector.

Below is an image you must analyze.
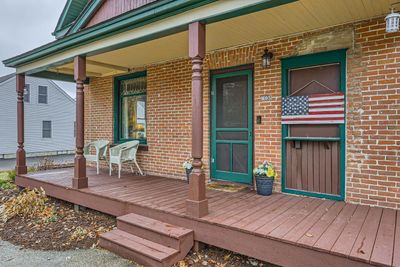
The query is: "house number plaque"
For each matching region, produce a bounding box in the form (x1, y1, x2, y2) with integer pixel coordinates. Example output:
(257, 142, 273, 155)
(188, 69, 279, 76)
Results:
(261, 95, 272, 101)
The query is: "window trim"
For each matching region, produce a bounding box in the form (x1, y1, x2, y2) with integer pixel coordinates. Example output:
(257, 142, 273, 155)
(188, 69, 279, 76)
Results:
(113, 71, 147, 145)
(42, 120, 52, 138)
(38, 85, 48, 104)
(24, 84, 30, 103)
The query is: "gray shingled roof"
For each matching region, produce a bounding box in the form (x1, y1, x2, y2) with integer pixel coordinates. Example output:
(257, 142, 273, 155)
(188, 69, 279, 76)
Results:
(0, 73, 15, 84)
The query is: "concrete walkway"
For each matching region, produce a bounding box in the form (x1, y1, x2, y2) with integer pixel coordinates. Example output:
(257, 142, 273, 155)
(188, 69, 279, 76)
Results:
(0, 240, 137, 267)
(0, 154, 74, 171)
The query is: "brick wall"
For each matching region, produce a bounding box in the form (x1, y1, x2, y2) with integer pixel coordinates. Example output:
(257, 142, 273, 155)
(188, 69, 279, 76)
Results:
(85, 16, 400, 209)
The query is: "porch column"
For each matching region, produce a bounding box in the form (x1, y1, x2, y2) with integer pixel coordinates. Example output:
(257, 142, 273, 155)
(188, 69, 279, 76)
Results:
(16, 74, 27, 175)
(186, 22, 208, 218)
(72, 56, 88, 189)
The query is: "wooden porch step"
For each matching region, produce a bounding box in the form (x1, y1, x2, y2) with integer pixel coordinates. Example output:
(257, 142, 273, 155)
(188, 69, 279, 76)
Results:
(100, 229, 179, 267)
(100, 213, 194, 267)
(117, 213, 193, 250)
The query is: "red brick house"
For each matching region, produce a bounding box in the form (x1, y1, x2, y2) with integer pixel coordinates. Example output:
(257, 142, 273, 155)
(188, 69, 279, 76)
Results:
(4, 0, 400, 266)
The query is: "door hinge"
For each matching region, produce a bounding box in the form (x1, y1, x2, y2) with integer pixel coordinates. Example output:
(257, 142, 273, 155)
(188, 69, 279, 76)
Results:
(211, 158, 215, 163)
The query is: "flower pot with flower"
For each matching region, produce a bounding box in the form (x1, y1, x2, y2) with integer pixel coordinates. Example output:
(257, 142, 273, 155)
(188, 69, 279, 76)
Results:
(253, 161, 276, 196)
(182, 158, 193, 183)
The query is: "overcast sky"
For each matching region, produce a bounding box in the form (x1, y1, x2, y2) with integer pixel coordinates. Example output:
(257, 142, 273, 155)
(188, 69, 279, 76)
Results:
(0, 0, 76, 98)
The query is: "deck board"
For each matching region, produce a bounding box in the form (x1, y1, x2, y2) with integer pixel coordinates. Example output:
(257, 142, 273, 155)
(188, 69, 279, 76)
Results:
(349, 207, 383, 263)
(297, 201, 345, 247)
(283, 200, 335, 243)
(313, 203, 357, 252)
(17, 168, 398, 267)
(330, 205, 370, 257)
(370, 209, 396, 266)
(393, 211, 400, 267)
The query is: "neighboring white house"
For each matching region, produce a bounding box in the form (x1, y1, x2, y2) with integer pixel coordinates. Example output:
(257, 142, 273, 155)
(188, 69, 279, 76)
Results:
(0, 74, 75, 159)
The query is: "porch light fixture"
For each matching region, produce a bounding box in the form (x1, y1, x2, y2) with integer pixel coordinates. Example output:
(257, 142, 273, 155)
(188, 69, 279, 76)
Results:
(261, 49, 273, 68)
(385, 8, 400, 33)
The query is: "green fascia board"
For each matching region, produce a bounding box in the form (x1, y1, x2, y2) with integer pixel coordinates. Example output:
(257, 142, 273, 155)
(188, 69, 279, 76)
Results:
(3, 0, 215, 68)
(30, 71, 90, 84)
(4, 0, 296, 69)
(53, 26, 71, 39)
(54, 0, 73, 33)
(54, 0, 88, 35)
(67, 0, 104, 35)
(280, 49, 347, 201)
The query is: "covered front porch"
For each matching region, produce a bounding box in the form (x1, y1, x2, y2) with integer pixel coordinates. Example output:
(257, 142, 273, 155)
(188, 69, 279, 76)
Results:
(5, 0, 400, 265)
(16, 167, 400, 267)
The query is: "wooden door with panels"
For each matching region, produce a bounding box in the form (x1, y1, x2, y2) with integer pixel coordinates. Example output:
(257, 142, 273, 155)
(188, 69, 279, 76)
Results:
(281, 50, 346, 200)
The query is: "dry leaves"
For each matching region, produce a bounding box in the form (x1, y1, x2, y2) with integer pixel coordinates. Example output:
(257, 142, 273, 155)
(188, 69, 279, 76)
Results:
(0, 188, 48, 222)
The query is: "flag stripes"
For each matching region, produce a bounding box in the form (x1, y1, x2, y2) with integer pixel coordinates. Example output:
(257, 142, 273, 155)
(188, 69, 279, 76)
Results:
(282, 92, 345, 124)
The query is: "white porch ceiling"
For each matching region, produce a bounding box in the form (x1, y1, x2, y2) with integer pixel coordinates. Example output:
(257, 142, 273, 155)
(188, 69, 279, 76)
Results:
(50, 0, 397, 78)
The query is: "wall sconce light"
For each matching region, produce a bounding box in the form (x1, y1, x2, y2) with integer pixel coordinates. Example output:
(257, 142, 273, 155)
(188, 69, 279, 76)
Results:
(261, 49, 273, 68)
(385, 8, 400, 33)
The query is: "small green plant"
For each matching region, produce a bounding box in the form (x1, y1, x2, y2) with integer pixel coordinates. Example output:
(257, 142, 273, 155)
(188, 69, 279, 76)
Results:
(28, 166, 37, 173)
(6, 170, 16, 181)
(0, 172, 16, 190)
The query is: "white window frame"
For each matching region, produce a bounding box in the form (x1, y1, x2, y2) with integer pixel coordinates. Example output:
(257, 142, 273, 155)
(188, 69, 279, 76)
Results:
(42, 120, 52, 138)
(38, 85, 48, 104)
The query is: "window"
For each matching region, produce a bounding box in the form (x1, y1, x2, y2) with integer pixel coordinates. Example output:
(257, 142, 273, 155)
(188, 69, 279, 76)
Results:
(114, 72, 147, 144)
(24, 84, 30, 103)
(38, 86, 48, 104)
(42, 121, 52, 138)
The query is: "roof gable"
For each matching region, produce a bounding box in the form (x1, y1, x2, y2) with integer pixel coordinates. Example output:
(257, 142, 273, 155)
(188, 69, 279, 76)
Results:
(67, 0, 162, 36)
(85, 0, 157, 28)
(54, 0, 89, 38)
(0, 73, 15, 85)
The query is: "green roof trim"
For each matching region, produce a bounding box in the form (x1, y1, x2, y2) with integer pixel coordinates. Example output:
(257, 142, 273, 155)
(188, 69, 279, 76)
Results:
(67, 0, 104, 35)
(4, 0, 296, 70)
(53, 0, 89, 38)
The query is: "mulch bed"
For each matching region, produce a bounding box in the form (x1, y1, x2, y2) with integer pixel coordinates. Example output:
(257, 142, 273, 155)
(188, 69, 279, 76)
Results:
(176, 246, 276, 267)
(0, 188, 116, 251)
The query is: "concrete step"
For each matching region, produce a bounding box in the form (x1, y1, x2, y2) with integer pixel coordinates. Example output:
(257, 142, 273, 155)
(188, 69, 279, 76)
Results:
(117, 213, 193, 250)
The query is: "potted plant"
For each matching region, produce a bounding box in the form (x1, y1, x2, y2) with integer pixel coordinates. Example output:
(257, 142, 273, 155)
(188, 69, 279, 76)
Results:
(182, 158, 193, 183)
(253, 161, 276, 196)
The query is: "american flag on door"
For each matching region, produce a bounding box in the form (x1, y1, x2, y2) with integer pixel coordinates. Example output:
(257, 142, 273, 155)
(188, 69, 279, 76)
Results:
(281, 92, 345, 124)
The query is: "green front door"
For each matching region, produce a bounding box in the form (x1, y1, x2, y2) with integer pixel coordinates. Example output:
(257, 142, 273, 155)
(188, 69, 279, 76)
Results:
(211, 69, 253, 184)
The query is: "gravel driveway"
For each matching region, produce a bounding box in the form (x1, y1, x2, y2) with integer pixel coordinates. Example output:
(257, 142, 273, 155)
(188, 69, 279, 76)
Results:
(0, 240, 137, 267)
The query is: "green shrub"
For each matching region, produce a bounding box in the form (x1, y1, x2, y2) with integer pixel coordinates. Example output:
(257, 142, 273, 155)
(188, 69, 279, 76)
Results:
(28, 166, 37, 173)
(0, 172, 16, 190)
(7, 170, 16, 181)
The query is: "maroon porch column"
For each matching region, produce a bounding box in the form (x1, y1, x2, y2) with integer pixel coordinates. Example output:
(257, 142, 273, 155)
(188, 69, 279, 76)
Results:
(72, 56, 88, 189)
(15, 74, 27, 175)
(186, 22, 208, 218)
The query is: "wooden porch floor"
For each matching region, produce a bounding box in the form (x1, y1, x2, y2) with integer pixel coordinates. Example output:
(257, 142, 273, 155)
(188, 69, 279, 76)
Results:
(17, 168, 399, 267)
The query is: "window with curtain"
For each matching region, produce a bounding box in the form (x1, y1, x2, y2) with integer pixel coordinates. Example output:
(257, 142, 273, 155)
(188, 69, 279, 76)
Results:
(115, 72, 147, 144)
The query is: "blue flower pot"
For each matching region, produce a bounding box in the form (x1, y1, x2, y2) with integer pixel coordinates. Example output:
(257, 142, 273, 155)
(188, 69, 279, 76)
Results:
(255, 176, 274, 196)
(185, 168, 193, 183)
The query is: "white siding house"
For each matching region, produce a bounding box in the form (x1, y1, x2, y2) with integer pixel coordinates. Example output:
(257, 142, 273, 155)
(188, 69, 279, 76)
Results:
(0, 74, 75, 158)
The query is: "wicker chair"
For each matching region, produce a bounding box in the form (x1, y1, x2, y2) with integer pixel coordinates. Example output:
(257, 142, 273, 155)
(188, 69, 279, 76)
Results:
(109, 140, 143, 178)
(83, 140, 110, 175)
